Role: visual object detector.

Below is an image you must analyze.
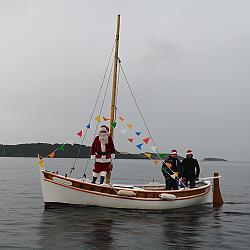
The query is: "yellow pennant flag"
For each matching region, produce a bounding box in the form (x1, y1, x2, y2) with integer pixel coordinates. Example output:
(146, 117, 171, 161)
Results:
(39, 159, 44, 168)
(49, 152, 55, 158)
(127, 123, 133, 129)
(144, 153, 152, 158)
(95, 115, 101, 122)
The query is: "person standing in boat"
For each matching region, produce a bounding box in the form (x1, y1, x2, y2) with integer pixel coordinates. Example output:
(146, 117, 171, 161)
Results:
(90, 125, 115, 184)
(182, 149, 200, 188)
(162, 149, 183, 190)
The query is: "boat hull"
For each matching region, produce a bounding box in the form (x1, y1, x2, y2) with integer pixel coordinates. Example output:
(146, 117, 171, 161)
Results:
(40, 171, 213, 210)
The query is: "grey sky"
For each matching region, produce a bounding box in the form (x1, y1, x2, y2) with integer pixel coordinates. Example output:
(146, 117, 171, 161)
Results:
(0, 0, 249, 161)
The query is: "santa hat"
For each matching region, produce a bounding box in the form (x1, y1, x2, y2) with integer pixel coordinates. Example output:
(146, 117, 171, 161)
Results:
(100, 125, 109, 132)
(170, 149, 178, 155)
(186, 149, 193, 155)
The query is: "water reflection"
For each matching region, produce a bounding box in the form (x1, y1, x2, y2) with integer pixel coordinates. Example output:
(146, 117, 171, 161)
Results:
(37, 205, 224, 249)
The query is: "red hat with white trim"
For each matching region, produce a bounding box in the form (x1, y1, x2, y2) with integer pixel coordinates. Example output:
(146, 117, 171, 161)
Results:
(186, 149, 193, 155)
(170, 149, 178, 155)
(100, 125, 109, 132)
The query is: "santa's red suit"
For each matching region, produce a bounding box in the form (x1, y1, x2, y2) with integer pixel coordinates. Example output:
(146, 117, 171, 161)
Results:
(91, 134, 115, 178)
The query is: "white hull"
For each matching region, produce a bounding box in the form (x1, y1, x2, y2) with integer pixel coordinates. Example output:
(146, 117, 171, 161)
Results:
(40, 171, 213, 210)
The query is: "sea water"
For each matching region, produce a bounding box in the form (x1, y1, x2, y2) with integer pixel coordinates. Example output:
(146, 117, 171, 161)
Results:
(0, 158, 249, 249)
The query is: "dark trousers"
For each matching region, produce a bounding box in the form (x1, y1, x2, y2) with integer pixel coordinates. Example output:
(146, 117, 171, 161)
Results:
(184, 176, 196, 188)
(162, 171, 178, 190)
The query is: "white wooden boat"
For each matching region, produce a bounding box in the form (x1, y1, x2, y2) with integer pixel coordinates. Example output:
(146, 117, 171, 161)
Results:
(39, 15, 223, 210)
(39, 169, 223, 210)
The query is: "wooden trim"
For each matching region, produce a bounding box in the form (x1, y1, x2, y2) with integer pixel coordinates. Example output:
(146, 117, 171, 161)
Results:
(43, 171, 211, 201)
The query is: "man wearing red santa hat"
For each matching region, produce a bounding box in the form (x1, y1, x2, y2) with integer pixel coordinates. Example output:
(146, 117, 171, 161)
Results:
(90, 125, 115, 184)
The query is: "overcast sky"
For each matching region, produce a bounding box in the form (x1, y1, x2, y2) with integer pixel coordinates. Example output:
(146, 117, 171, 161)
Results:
(0, 0, 249, 161)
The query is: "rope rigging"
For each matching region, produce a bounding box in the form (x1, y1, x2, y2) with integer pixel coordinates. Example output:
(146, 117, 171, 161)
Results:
(68, 40, 116, 176)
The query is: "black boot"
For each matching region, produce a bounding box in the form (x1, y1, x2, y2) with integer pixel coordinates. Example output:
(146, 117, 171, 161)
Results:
(92, 176, 97, 184)
(100, 176, 105, 184)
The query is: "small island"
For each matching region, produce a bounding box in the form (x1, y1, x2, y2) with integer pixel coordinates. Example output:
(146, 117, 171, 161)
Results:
(202, 157, 227, 162)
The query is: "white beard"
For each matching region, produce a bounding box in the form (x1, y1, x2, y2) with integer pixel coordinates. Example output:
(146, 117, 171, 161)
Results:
(99, 134, 108, 145)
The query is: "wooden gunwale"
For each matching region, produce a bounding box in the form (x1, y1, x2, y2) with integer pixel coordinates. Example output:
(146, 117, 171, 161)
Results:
(43, 170, 211, 200)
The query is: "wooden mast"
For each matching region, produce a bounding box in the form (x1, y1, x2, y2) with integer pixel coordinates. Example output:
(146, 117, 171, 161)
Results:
(110, 14, 120, 137)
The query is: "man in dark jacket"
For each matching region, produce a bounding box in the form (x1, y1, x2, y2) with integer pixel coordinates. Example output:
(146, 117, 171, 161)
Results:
(162, 149, 183, 190)
(182, 149, 200, 188)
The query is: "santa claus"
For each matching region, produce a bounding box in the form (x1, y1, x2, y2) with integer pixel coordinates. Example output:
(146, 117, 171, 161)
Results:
(90, 125, 115, 184)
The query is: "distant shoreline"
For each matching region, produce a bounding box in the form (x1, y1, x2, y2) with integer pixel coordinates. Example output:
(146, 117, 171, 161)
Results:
(0, 143, 232, 162)
(202, 157, 227, 162)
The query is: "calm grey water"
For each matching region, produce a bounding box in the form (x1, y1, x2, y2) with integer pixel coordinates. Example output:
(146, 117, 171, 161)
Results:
(0, 157, 250, 249)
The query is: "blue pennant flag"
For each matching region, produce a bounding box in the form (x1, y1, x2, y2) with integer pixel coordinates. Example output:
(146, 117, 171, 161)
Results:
(86, 123, 91, 129)
(135, 131, 142, 136)
(136, 143, 143, 150)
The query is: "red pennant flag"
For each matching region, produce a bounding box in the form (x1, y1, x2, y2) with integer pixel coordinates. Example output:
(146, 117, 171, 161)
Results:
(128, 138, 134, 143)
(143, 137, 150, 144)
(103, 116, 110, 121)
(77, 130, 83, 137)
(118, 116, 125, 122)
(49, 152, 55, 158)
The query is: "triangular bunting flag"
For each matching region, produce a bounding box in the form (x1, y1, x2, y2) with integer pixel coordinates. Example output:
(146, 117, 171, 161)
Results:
(59, 144, 65, 151)
(111, 121, 117, 128)
(150, 146, 157, 152)
(37, 154, 44, 168)
(121, 129, 127, 135)
(103, 116, 110, 121)
(143, 137, 150, 144)
(118, 116, 125, 122)
(77, 130, 83, 137)
(95, 115, 101, 122)
(86, 123, 91, 129)
(49, 152, 55, 158)
(39, 159, 44, 167)
(159, 153, 167, 159)
(136, 143, 143, 150)
(127, 123, 133, 129)
(153, 160, 160, 165)
(128, 138, 134, 143)
(144, 153, 152, 158)
(135, 131, 142, 136)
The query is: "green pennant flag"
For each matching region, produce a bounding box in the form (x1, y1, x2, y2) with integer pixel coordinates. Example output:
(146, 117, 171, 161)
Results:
(111, 121, 117, 128)
(59, 144, 65, 151)
(158, 153, 167, 159)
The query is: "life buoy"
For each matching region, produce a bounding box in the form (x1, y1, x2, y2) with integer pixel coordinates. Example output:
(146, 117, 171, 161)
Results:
(159, 193, 176, 200)
(117, 190, 135, 197)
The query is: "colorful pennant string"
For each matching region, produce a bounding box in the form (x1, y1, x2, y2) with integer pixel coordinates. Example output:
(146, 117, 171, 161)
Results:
(118, 116, 125, 122)
(127, 123, 133, 129)
(95, 115, 101, 122)
(150, 146, 157, 152)
(59, 145, 65, 151)
(39, 159, 44, 167)
(135, 131, 142, 136)
(136, 143, 143, 150)
(77, 130, 83, 137)
(49, 152, 55, 158)
(103, 116, 110, 121)
(158, 153, 167, 159)
(144, 153, 152, 158)
(86, 123, 91, 129)
(143, 137, 150, 144)
(111, 121, 117, 128)
(128, 138, 134, 143)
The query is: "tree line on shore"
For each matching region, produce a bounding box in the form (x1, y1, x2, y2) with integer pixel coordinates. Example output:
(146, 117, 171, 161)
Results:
(0, 143, 148, 159)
